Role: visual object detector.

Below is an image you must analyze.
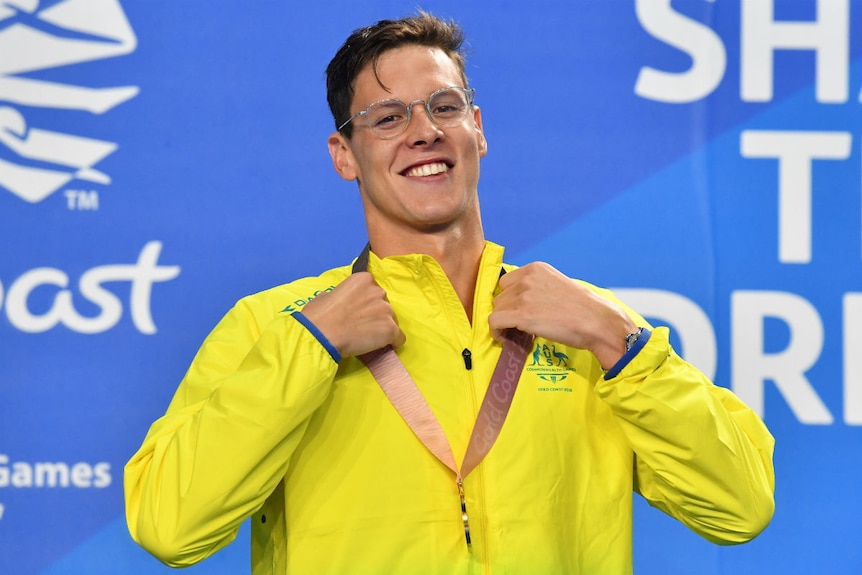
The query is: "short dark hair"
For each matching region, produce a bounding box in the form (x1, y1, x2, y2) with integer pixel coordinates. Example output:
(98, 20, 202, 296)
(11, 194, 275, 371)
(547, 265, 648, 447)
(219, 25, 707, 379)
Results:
(325, 11, 468, 138)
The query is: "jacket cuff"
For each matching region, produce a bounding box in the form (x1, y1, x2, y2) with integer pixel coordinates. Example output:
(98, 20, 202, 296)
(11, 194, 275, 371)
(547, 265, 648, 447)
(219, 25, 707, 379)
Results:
(291, 312, 341, 363)
(603, 327, 653, 380)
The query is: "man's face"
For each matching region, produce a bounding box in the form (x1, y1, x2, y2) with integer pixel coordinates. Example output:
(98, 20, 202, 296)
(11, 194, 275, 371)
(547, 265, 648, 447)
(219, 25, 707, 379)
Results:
(328, 45, 488, 240)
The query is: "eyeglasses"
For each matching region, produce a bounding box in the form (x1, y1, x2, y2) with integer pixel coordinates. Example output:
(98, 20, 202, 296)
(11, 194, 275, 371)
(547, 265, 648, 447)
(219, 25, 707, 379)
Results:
(338, 86, 475, 139)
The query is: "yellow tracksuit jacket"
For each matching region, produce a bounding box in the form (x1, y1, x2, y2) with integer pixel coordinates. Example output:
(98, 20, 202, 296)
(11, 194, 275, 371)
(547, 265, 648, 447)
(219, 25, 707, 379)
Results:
(124, 242, 775, 574)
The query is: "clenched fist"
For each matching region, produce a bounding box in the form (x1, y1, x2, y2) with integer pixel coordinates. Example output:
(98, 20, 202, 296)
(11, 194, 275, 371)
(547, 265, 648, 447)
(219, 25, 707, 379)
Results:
(301, 272, 406, 358)
(489, 262, 637, 370)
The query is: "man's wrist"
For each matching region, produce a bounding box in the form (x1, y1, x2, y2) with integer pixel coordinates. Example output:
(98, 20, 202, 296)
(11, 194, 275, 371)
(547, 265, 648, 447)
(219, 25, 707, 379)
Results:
(604, 327, 652, 380)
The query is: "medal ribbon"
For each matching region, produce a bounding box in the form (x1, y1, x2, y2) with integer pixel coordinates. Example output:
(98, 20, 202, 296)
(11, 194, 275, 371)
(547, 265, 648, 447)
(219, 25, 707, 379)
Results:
(352, 244, 533, 546)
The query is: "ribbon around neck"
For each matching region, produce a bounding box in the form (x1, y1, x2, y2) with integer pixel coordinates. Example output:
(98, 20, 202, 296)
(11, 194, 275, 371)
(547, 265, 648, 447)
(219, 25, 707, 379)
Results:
(351, 243, 533, 479)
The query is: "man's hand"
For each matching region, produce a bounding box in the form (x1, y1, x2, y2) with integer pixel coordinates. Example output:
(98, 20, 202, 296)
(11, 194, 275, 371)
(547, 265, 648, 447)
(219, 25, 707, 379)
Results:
(489, 263, 638, 370)
(301, 272, 406, 358)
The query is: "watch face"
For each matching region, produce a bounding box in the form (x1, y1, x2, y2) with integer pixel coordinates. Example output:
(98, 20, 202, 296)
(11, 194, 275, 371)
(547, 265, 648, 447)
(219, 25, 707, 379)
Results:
(625, 329, 642, 352)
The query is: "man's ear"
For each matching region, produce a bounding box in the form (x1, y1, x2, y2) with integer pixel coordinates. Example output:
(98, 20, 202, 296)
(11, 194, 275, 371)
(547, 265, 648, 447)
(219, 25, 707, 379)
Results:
(472, 106, 488, 158)
(328, 132, 359, 181)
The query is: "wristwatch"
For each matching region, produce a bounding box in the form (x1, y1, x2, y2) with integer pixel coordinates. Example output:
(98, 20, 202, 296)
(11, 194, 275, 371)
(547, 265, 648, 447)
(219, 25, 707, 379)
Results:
(624, 327, 645, 352)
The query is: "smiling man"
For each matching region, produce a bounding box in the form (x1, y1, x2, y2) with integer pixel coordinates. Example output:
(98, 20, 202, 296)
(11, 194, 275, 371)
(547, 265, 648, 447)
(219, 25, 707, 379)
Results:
(125, 12, 775, 575)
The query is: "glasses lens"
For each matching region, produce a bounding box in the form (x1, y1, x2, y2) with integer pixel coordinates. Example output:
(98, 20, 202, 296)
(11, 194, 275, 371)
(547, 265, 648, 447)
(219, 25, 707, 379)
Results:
(429, 88, 471, 127)
(366, 100, 409, 137)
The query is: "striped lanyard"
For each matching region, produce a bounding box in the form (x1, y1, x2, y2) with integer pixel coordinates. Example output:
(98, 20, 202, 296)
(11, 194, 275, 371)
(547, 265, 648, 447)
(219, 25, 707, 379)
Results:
(352, 245, 533, 546)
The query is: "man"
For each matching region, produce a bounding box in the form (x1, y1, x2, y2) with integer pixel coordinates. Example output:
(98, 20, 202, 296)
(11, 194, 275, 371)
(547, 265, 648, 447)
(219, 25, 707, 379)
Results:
(125, 12, 775, 574)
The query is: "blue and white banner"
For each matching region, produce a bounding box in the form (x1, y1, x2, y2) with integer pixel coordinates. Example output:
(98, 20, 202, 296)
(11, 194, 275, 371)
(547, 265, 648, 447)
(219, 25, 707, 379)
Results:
(2, 1, 860, 573)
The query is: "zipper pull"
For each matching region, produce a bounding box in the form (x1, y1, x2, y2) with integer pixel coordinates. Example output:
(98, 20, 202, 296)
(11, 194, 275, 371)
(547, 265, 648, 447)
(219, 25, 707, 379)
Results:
(457, 477, 472, 547)
(461, 348, 472, 370)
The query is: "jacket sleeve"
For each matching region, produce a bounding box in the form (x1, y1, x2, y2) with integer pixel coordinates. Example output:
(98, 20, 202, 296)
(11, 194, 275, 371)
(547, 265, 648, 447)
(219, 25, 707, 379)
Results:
(594, 325, 776, 545)
(123, 299, 338, 567)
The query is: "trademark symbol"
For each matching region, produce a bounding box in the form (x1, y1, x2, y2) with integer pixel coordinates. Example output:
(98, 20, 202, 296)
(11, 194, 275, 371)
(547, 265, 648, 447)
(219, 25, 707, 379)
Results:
(64, 190, 99, 211)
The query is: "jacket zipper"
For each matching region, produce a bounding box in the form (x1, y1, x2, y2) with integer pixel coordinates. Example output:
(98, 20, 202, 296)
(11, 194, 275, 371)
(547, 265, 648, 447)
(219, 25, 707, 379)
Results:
(425, 254, 491, 571)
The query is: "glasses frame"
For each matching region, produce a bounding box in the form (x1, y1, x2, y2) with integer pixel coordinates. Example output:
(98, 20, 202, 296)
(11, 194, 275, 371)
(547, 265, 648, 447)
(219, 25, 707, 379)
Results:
(337, 86, 476, 139)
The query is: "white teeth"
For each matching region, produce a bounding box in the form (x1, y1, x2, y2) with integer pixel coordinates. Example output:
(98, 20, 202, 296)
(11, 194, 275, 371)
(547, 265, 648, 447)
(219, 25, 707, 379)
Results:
(406, 162, 449, 177)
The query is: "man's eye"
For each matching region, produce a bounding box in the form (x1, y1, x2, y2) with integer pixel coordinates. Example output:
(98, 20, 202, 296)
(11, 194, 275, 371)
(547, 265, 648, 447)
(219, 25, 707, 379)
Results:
(432, 101, 465, 118)
(373, 114, 403, 126)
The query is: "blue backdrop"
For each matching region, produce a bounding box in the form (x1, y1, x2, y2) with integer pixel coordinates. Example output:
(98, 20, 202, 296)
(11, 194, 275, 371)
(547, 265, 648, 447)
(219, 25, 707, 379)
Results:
(2, 1, 860, 573)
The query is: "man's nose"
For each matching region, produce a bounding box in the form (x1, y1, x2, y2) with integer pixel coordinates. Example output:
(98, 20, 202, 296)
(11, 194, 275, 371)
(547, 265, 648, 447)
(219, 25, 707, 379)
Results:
(405, 101, 443, 145)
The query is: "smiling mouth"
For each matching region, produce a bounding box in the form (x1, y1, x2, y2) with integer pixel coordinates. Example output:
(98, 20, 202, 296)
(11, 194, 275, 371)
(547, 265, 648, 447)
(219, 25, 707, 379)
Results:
(404, 161, 450, 178)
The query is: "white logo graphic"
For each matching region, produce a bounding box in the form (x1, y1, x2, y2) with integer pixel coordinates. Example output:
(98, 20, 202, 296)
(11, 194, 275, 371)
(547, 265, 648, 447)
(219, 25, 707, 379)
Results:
(0, 241, 181, 334)
(0, 0, 138, 203)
